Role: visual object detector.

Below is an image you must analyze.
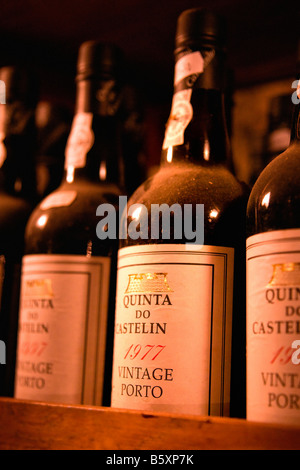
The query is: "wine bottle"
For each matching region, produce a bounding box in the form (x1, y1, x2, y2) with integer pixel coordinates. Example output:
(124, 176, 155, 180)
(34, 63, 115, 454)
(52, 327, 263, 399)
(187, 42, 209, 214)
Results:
(246, 81, 300, 425)
(14, 41, 125, 406)
(250, 93, 293, 185)
(111, 8, 247, 417)
(0, 65, 38, 397)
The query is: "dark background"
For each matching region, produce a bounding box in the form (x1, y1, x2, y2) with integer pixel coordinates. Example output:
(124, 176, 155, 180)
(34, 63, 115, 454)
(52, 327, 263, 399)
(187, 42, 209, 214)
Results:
(0, 0, 298, 103)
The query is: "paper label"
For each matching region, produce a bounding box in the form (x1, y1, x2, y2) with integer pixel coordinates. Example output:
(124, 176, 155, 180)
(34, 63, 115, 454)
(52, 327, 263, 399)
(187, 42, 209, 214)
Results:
(111, 244, 234, 415)
(65, 112, 94, 169)
(174, 51, 204, 86)
(246, 228, 300, 425)
(163, 50, 214, 150)
(14, 254, 111, 405)
(40, 190, 77, 210)
(162, 90, 193, 149)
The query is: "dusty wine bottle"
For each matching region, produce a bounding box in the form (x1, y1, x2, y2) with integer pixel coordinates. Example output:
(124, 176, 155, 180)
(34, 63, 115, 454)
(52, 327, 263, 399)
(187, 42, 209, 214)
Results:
(14, 41, 125, 406)
(111, 8, 247, 417)
(246, 80, 300, 425)
(0, 66, 38, 397)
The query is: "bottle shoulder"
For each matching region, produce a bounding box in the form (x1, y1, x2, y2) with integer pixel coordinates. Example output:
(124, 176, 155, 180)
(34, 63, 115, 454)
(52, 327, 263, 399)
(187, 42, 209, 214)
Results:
(131, 163, 247, 205)
(122, 163, 248, 248)
(247, 144, 300, 236)
(24, 181, 122, 256)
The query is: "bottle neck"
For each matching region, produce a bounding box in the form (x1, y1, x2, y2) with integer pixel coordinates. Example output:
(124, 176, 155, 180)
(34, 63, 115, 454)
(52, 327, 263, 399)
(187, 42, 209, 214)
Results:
(161, 45, 231, 167)
(63, 77, 124, 188)
(0, 101, 37, 203)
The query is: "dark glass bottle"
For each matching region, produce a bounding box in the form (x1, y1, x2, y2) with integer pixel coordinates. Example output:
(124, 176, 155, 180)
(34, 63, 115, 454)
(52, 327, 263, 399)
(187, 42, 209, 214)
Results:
(111, 8, 247, 417)
(120, 84, 147, 196)
(14, 41, 125, 406)
(246, 82, 300, 426)
(0, 66, 38, 397)
(264, 94, 292, 164)
(249, 93, 293, 186)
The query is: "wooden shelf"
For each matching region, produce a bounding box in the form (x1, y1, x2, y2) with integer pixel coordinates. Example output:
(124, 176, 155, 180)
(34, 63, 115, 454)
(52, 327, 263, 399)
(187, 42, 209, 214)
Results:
(0, 397, 299, 450)
(0, 1, 298, 454)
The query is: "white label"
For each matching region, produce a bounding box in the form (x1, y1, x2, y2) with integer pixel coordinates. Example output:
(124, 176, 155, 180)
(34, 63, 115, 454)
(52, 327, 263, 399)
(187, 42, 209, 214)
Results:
(174, 51, 204, 86)
(15, 254, 111, 405)
(247, 228, 300, 425)
(162, 90, 193, 149)
(40, 190, 77, 210)
(65, 112, 94, 169)
(111, 244, 234, 416)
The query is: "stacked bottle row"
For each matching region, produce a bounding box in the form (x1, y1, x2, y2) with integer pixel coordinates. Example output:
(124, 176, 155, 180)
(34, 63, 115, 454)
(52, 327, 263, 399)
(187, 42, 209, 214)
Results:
(0, 8, 299, 427)
(0, 52, 146, 400)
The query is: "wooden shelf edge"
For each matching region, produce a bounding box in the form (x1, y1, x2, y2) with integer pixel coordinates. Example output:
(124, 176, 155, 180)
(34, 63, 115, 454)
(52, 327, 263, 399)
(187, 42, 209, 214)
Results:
(0, 397, 299, 450)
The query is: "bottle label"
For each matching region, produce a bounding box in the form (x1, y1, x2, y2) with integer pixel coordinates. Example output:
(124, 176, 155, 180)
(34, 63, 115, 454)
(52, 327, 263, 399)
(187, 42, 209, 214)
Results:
(14, 254, 111, 405)
(111, 244, 234, 415)
(162, 48, 219, 150)
(174, 51, 204, 86)
(40, 190, 77, 210)
(246, 228, 300, 425)
(162, 89, 193, 149)
(65, 112, 94, 169)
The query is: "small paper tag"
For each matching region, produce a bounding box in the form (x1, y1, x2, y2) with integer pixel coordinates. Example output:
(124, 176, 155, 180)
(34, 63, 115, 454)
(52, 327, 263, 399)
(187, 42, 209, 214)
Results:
(162, 89, 193, 149)
(65, 113, 94, 169)
(174, 51, 204, 86)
